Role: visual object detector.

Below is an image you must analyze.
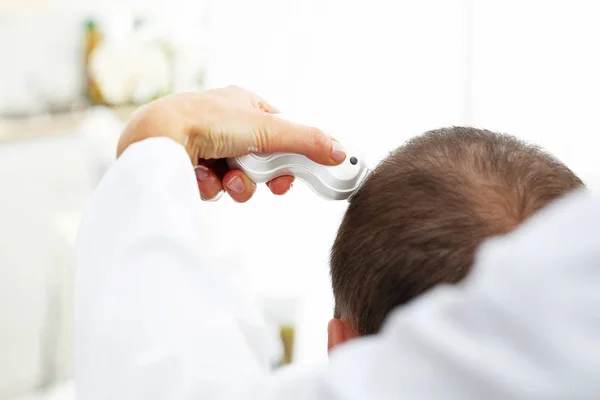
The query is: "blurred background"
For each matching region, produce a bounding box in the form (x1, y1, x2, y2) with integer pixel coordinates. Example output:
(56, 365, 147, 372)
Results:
(1, 0, 599, 398)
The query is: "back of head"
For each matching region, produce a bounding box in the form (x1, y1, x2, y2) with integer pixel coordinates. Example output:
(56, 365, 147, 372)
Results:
(330, 127, 584, 336)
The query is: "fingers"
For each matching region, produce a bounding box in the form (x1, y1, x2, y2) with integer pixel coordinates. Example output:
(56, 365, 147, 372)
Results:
(253, 112, 347, 166)
(195, 165, 224, 200)
(196, 163, 294, 202)
(267, 176, 294, 195)
(222, 170, 257, 203)
(196, 163, 256, 203)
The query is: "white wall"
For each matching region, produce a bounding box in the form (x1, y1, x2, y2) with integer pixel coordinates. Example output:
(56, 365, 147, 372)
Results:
(0, 135, 93, 399)
(470, 0, 600, 185)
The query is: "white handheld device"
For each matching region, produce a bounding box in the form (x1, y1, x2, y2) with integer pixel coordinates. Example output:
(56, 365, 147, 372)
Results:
(226, 116, 371, 200)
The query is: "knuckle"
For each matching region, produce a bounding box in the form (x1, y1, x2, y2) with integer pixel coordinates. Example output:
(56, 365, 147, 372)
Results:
(257, 100, 268, 112)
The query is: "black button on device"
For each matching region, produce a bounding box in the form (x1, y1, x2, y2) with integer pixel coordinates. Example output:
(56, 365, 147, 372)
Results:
(349, 156, 358, 165)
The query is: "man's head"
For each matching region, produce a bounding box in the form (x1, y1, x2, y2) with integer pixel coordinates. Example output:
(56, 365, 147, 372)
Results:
(327, 127, 584, 351)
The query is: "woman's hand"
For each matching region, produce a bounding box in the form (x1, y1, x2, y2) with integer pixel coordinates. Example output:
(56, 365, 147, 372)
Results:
(117, 86, 346, 202)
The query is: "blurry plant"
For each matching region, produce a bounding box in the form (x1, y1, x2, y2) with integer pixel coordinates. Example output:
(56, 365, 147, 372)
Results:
(84, 19, 105, 105)
(84, 16, 173, 107)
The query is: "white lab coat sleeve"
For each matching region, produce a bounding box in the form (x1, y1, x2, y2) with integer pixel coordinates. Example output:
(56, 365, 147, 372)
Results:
(76, 137, 600, 400)
(75, 137, 275, 400)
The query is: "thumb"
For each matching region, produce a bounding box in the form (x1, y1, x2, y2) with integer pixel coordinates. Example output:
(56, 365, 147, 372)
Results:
(255, 113, 347, 165)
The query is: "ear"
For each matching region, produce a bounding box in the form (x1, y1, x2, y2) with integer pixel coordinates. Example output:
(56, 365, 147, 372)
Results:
(327, 318, 358, 354)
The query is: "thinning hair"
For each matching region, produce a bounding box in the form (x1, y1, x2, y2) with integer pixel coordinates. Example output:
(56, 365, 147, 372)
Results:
(330, 127, 584, 336)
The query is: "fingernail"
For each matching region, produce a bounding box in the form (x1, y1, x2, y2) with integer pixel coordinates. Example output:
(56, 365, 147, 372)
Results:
(331, 141, 346, 162)
(226, 176, 245, 194)
(195, 165, 209, 181)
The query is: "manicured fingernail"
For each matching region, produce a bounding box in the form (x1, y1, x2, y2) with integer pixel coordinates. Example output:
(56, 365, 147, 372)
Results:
(226, 176, 245, 194)
(195, 165, 209, 181)
(331, 140, 346, 162)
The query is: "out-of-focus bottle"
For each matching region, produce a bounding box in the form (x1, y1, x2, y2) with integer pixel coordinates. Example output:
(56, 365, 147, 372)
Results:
(260, 295, 299, 369)
(279, 324, 295, 366)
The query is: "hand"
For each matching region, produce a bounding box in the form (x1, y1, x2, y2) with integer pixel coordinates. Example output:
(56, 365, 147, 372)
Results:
(117, 86, 346, 202)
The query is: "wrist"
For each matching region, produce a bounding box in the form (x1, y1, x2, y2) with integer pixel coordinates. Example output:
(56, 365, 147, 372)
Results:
(117, 101, 189, 158)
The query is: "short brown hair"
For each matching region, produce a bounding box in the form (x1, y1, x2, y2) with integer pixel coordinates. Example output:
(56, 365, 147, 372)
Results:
(330, 127, 584, 336)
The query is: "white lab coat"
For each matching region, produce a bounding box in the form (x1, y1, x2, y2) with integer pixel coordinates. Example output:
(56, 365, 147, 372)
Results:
(76, 137, 600, 400)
